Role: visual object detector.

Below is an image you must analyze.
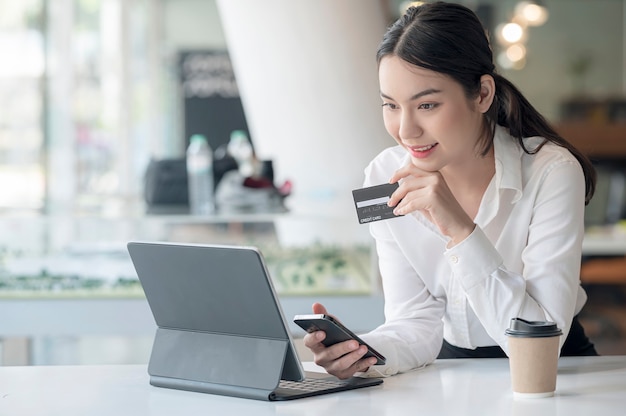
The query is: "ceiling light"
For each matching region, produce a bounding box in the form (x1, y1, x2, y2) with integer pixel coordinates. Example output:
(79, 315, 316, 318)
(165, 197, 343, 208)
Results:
(399, 1, 426, 15)
(497, 50, 526, 70)
(506, 44, 527, 63)
(515, 1, 549, 26)
(496, 22, 526, 45)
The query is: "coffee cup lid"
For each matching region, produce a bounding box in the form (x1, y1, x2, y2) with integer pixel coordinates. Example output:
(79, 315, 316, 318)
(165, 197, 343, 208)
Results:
(504, 318, 563, 338)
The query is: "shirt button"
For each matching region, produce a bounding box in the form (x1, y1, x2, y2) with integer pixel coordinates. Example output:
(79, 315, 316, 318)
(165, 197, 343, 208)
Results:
(384, 368, 396, 376)
(450, 255, 459, 264)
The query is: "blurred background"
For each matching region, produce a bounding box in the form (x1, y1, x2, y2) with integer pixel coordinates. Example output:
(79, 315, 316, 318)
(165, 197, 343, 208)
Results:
(1, 0, 625, 365)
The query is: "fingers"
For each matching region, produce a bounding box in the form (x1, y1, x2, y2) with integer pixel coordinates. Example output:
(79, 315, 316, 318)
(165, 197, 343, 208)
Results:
(388, 162, 414, 184)
(387, 162, 476, 244)
(387, 178, 405, 208)
(302, 331, 377, 380)
(387, 174, 420, 210)
(387, 163, 429, 208)
(388, 167, 447, 214)
(312, 302, 328, 315)
(312, 303, 340, 323)
(308, 338, 377, 379)
(324, 345, 378, 379)
(303, 328, 326, 351)
(304, 303, 375, 379)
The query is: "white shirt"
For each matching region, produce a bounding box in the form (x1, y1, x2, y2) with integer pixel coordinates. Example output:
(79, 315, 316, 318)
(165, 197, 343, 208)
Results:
(359, 126, 588, 376)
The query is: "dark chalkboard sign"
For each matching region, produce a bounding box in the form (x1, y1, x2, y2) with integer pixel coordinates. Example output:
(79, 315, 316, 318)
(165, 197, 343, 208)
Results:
(179, 50, 251, 152)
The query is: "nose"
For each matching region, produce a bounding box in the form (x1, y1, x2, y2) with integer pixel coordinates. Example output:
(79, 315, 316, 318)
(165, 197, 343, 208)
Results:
(398, 110, 423, 140)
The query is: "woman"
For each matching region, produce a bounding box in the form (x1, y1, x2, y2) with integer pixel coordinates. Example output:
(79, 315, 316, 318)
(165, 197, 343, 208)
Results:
(304, 1, 598, 379)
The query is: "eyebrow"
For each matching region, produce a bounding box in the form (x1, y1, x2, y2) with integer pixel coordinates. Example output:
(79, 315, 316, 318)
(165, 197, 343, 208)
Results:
(380, 88, 442, 101)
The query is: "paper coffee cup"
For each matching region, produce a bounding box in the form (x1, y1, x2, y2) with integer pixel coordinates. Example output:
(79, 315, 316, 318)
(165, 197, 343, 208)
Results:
(505, 318, 562, 399)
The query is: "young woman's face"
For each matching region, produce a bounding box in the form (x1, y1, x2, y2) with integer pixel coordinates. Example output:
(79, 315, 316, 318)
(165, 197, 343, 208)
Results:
(378, 56, 489, 172)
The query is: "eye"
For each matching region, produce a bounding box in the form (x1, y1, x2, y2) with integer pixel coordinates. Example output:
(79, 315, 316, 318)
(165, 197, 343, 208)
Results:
(418, 102, 438, 110)
(382, 102, 398, 110)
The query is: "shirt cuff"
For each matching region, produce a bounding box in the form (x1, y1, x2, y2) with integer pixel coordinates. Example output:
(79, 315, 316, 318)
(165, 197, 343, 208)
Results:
(445, 226, 503, 291)
(357, 333, 400, 377)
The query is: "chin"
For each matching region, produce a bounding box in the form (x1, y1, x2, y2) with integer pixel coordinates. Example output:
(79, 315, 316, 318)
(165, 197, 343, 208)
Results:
(410, 158, 441, 172)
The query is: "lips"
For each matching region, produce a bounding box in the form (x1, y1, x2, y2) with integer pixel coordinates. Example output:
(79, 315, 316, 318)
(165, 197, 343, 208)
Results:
(412, 144, 437, 152)
(406, 142, 438, 158)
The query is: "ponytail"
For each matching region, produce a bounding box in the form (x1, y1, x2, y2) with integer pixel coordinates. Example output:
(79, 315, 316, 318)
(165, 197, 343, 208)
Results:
(486, 74, 596, 205)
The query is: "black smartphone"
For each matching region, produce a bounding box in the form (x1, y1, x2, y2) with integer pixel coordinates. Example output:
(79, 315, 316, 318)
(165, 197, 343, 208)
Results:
(293, 313, 386, 365)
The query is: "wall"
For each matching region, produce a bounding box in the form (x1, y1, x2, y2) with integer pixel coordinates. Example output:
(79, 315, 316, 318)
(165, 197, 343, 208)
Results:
(162, 0, 226, 50)
(493, 0, 624, 120)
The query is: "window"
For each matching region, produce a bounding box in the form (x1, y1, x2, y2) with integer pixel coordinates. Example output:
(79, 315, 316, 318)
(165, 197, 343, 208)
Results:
(46, 0, 165, 216)
(0, 0, 166, 216)
(0, 0, 45, 212)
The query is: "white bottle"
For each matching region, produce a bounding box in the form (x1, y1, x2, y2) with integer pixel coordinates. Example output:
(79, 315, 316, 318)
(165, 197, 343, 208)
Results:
(227, 130, 256, 177)
(186, 134, 214, 215)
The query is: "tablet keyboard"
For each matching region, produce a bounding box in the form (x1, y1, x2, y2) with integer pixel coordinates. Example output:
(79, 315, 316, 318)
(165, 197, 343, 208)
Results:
(271, 374, 382, 400)
(278, 377, 347, 392)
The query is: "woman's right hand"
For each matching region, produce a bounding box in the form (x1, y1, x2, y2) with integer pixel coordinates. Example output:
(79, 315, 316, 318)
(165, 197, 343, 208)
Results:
(302, 302, 378, 379)
(387, 164, 476, 247)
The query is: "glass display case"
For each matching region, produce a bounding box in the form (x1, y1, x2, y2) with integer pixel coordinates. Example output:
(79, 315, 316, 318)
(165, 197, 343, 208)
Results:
(0, 206, 380, 299)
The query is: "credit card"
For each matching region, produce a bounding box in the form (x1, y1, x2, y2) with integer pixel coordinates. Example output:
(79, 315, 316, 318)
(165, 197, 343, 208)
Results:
(352, 182, 403, 224)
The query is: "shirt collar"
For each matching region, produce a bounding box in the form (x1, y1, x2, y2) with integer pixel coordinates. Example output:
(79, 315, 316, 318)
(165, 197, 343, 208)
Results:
(493, 125, 523, 204)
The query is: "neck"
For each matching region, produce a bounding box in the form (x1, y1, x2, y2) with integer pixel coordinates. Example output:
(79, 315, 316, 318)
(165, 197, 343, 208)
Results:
(444, 146, 494, 186)
(440, 147, 495, 218)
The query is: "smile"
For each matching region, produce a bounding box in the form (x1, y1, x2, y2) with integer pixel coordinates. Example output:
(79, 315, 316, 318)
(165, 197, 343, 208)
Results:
(406, 143, 438, 159)
(413, 144, 437, 152)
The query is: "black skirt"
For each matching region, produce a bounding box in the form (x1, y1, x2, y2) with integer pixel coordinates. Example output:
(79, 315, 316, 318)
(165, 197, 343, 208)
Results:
(437, 316, 598, 359)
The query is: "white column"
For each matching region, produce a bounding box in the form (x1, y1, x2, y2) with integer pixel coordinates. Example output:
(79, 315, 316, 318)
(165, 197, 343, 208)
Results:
(45, 0, 78, 252)
(46, 0, 76, 216)
(216, 0, 390, 213)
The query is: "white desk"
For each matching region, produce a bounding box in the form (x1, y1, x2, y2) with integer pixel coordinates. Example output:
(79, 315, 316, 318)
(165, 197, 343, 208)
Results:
(582, 226, 626, 256)
(1, 356, 625, 415)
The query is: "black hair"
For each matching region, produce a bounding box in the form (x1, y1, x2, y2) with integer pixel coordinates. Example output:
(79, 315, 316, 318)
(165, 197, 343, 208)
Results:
(377, 2, 596, 204)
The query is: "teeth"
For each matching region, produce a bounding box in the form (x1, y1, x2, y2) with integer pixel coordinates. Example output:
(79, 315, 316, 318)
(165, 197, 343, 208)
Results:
(415, 144, 435, 152)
